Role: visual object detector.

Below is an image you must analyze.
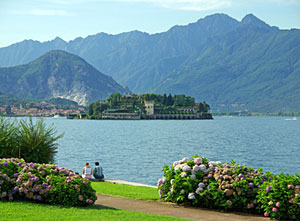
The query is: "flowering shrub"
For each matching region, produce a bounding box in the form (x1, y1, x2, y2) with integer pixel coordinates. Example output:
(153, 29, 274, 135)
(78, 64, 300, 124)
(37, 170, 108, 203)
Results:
(0, 158, 97, 206)
(257, 173, 300, 220)
(158, 155, 300, 220)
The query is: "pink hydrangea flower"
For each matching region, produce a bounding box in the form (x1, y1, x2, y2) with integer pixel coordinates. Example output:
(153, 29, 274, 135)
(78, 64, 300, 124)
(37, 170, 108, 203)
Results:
(264, 212, 269, 217)
(276, 202, 280, 207)
(194, 158, 202, 165)
(247, 203, 254, 209)
(182, 164, 191, 172)
(272, 207, 277, 212)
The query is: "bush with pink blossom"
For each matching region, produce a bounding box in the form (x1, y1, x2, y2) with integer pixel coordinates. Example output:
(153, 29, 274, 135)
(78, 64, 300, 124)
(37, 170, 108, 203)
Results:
(0, 158, 97, 206)
(257, 173, 300, 220)
(158, 155, 300, 220)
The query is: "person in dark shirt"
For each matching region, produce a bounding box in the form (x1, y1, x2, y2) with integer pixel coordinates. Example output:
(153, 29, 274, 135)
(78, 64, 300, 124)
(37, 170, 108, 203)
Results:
(93, 162, 104, 179)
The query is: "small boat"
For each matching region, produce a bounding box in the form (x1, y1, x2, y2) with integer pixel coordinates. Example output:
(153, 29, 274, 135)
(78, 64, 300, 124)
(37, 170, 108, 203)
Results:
(285, 117, 297, 121)
(53, 114, 61, 118)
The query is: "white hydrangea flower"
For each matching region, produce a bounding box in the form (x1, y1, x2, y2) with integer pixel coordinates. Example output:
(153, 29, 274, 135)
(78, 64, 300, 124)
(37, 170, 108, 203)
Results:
(182, 157, 189, 163)
(199, 164, 206, 172)
(195, 187, 203, 194)
(188, 192, 195, 200)
(170, 179, 174, 185)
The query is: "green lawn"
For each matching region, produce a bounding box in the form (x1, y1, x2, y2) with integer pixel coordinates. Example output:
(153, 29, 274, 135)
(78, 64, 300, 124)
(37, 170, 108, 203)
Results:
(92, 181, 159, 200)
(0, 201, 184, 221)
(0, 182, 176, 220)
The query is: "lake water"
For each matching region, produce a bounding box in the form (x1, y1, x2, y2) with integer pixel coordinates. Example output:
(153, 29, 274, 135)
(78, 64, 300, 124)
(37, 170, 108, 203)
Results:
(41, 117, 300, 186)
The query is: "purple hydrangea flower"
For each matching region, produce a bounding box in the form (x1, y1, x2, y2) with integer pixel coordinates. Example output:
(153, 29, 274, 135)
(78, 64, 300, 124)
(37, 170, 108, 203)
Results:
(82, 181, 87, 184)
(208, 174, 213, 179)
(192, 165, 200, 172)
(266, 186, 272, 192)
(42, 183, 48, 188)
(13, 173, 19, 178)
(37, 195, 41, 201)
(158, 189, 162, 197)
(14, 186, 19, 192)
(249, 183, 254, 188)
(198, 182, 205, 188)
(3, 161, 8, 166)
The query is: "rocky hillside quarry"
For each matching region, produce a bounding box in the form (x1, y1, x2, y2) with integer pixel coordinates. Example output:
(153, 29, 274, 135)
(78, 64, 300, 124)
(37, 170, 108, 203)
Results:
(0, 50, 129, 105)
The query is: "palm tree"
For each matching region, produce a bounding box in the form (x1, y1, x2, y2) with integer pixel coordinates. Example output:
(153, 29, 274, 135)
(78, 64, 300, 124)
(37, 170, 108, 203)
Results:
(17, 117, 64, 163)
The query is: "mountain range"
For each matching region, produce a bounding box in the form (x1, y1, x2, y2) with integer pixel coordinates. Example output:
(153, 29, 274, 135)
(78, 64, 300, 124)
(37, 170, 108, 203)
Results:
(0, 13, 299, 112)
(0, 50, 129, 105)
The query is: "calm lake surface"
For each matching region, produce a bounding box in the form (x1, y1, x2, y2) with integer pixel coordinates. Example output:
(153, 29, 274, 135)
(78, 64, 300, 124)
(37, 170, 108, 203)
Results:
(40, 117, 299, 186)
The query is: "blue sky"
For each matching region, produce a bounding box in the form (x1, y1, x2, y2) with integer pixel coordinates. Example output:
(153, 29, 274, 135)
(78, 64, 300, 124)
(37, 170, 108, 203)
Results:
(0, 0, 299, 47)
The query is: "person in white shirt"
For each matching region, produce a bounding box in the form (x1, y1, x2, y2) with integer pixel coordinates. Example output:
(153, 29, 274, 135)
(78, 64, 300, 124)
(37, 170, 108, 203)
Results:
(82, 162, 93, 179)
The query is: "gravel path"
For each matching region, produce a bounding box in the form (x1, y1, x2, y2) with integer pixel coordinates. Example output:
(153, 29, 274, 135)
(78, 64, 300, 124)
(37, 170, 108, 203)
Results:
(95, 194, 268, 221)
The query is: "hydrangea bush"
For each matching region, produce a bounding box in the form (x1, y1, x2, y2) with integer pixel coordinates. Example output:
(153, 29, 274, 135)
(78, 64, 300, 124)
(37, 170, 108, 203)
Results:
(257, 173, 300, 220)
(0, 158, 97, 206)
(158, 155, 300, 220)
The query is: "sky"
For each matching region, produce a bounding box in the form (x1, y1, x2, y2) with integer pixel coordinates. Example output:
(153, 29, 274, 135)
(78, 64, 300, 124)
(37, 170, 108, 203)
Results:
(0, 0, 299, 47)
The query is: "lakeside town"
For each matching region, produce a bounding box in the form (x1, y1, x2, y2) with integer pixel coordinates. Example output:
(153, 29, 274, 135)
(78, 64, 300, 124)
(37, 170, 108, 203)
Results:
(0, 102, 85, 117)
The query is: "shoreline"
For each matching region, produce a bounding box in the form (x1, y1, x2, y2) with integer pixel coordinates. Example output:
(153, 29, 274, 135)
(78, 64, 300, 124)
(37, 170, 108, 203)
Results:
(101, 178, 157, 188)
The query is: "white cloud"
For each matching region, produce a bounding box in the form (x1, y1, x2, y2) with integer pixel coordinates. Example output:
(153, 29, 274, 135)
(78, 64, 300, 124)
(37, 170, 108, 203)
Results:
(33, 0, 300, 12)
(10, 9, 72, 16)
(156, 0, 232, 11)
(39, 0, 232, 11)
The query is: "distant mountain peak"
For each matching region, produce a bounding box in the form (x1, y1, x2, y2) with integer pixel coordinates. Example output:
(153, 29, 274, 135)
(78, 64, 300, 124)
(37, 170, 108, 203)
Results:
(53, 36, 66, 42)
(37, 50, 75, 62)
(241, 14, 272, 30)
(45, 49, 71, 56)
(196, 13, 238, 24)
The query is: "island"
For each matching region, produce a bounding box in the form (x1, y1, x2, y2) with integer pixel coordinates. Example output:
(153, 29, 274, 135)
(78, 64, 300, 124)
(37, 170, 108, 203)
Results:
(67, 93, 213, 120)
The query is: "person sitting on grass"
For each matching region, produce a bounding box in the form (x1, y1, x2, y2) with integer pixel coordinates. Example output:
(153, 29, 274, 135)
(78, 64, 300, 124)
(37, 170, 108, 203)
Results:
(82, 162, 93, 179)
(93, 162, 104, 179)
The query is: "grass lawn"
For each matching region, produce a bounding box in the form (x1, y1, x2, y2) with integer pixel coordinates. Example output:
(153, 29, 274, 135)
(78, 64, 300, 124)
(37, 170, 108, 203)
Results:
(92, 182, 159, 200)
(0, 201, 184, 221)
